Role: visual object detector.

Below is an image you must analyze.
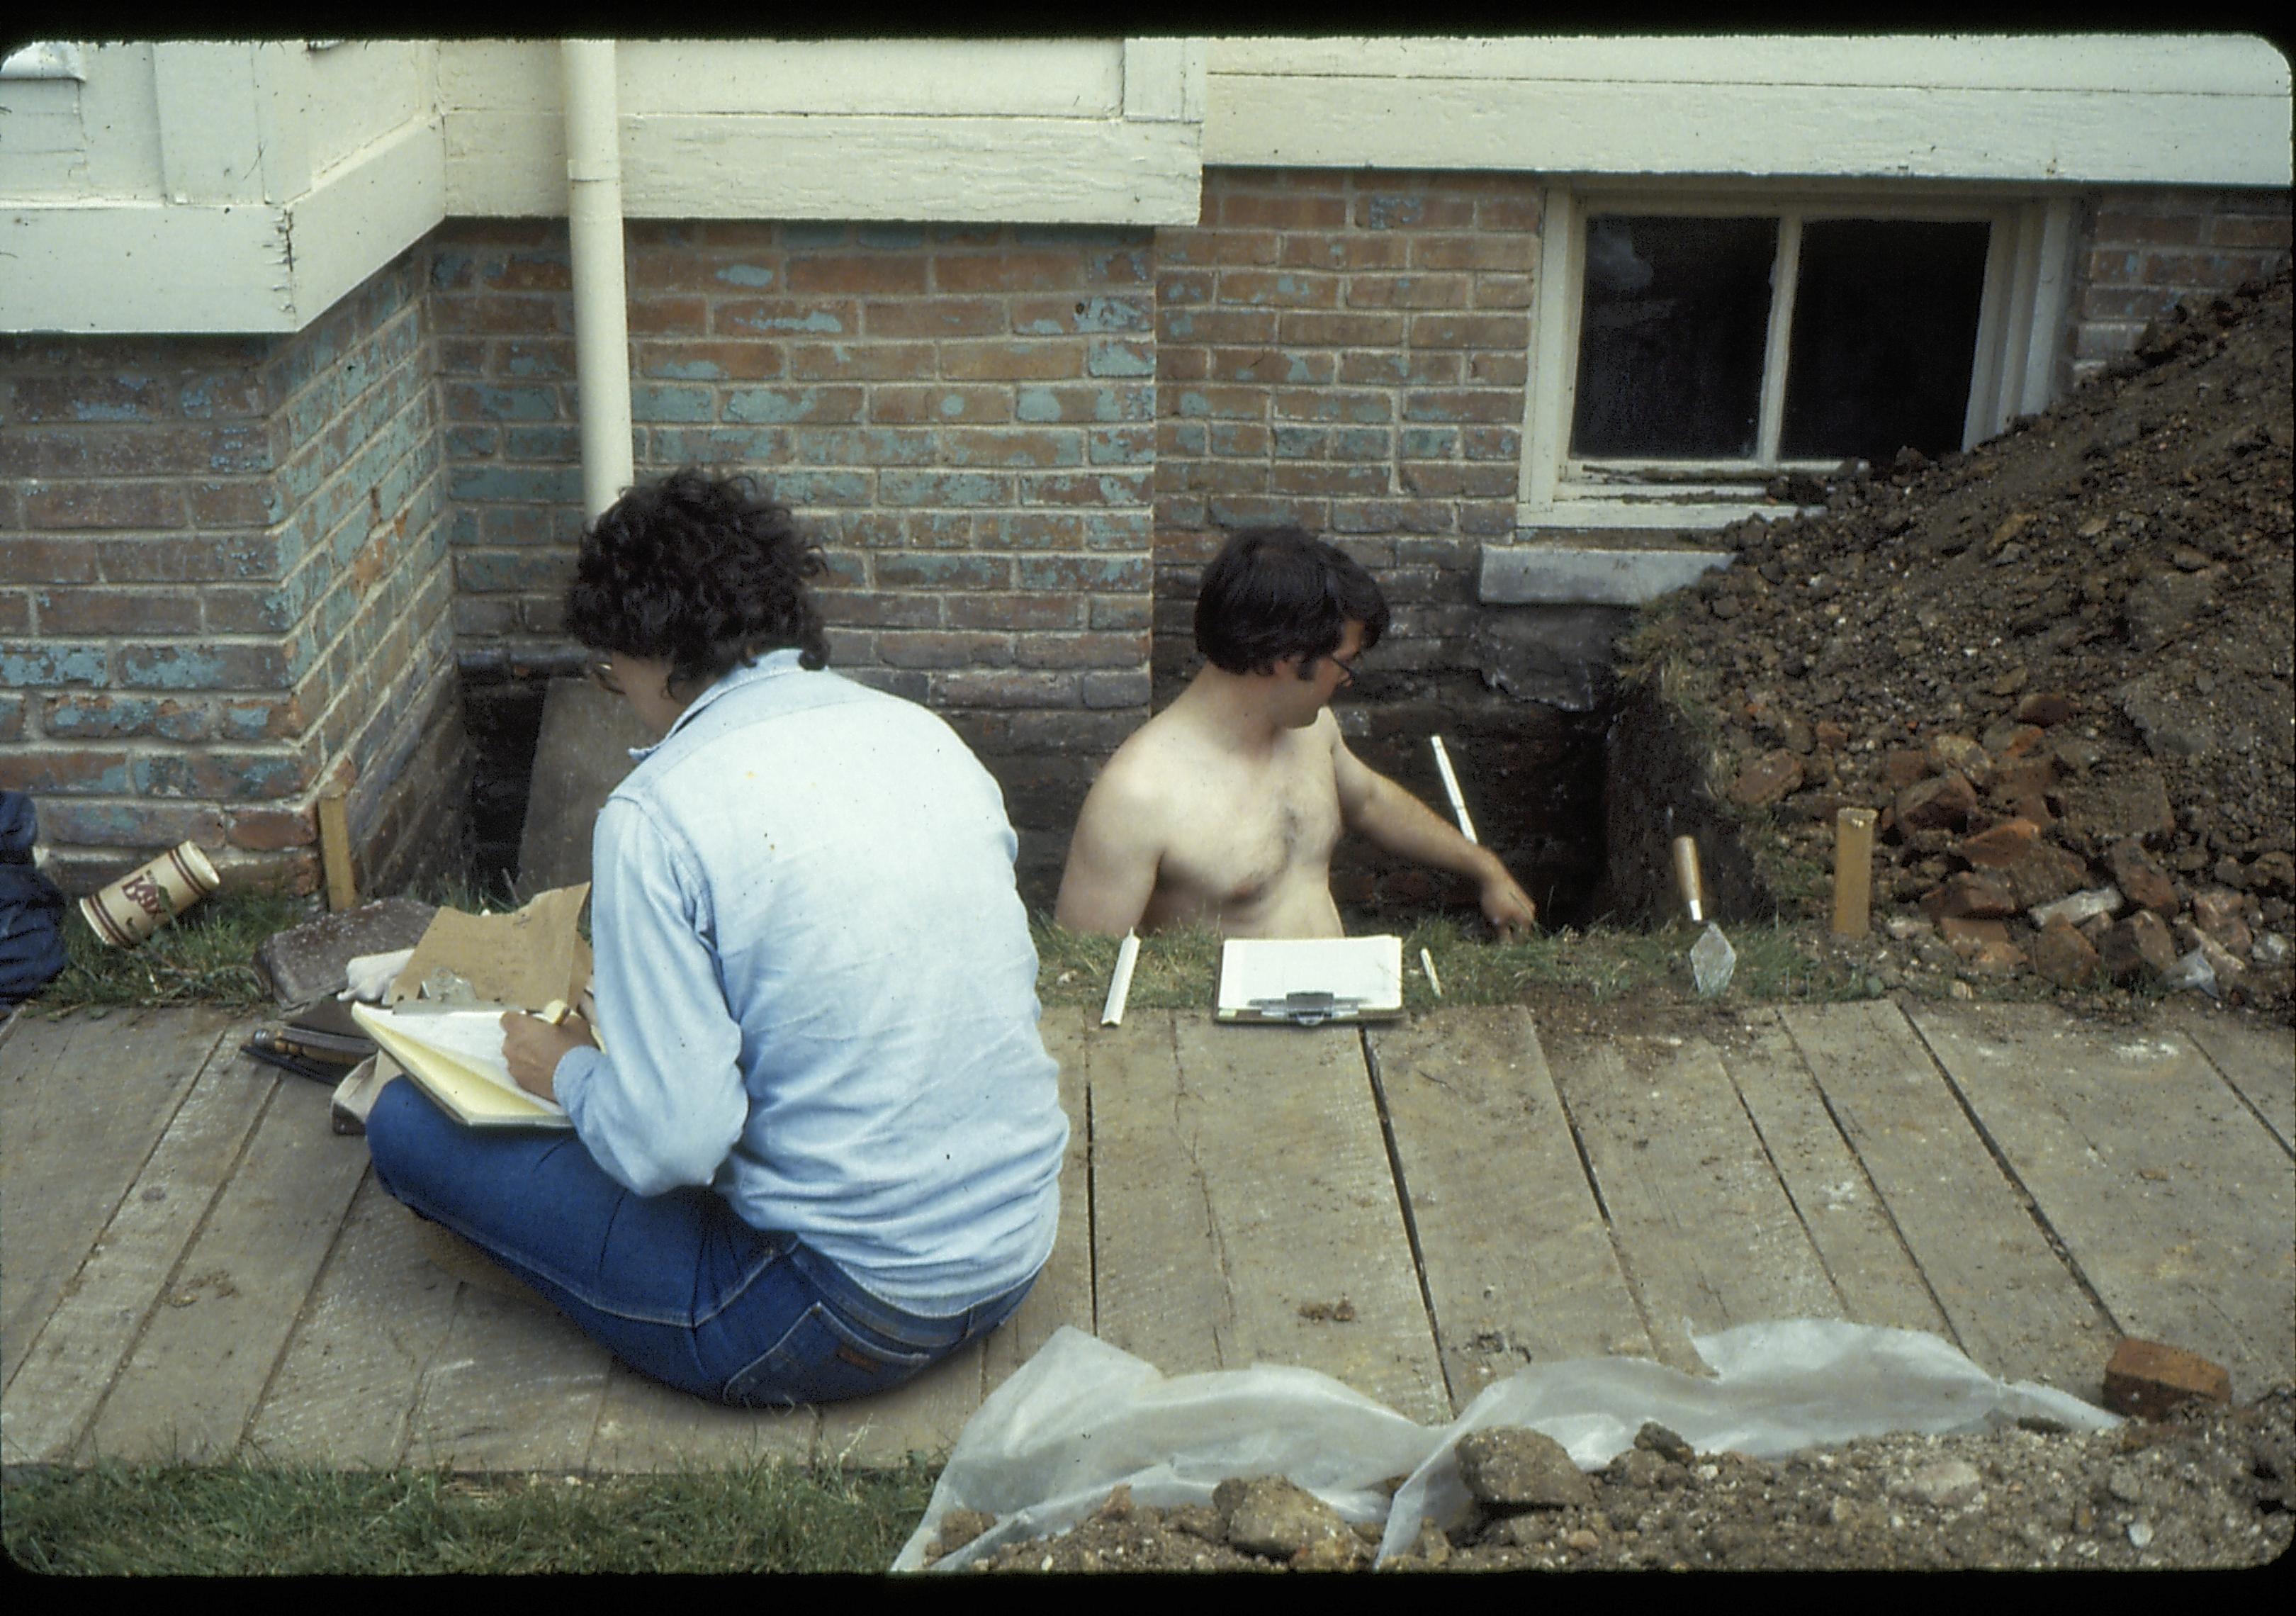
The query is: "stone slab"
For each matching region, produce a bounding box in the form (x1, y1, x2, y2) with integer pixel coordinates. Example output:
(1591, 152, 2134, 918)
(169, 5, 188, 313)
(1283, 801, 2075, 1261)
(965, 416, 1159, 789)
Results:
(515, 676, 651, 895)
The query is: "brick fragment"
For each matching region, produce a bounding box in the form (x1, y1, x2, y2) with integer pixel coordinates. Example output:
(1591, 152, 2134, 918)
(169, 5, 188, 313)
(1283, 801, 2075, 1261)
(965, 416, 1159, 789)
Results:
(2030, 917, 2103, 987)
(1896, 770, 1979, 832)
(1960, 819, 2043, 869)
(2014, 692, 2076, 727)
(2103, 1338, 2232, 1420)
(2105, 838, 2181, 916)
(1728, 749, 1804, 809)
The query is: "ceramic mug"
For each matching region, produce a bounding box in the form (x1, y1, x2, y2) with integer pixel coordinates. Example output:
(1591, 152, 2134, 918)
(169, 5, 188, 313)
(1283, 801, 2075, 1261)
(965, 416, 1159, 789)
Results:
(80, 841, 220, 947)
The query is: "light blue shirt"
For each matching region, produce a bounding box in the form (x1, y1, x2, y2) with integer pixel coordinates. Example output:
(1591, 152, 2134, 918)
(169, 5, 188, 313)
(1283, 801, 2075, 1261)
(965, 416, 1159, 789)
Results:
(551, 650, 1068, 1317)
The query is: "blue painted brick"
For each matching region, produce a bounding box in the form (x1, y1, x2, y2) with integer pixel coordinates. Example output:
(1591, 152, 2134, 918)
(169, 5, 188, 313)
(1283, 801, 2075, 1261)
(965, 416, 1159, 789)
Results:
(1086, 338, 1154, 378)
(878, 471, 1008, 507)
(0, 644, 106, 687)
(726, 388, 846, 425)
(451, 466, 583, 504)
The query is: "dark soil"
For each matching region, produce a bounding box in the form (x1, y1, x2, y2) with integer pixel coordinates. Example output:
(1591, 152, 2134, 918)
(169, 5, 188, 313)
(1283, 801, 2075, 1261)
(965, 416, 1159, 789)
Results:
(1623, 270, 2294, 1021)
(930, 1389, 2292, 1573)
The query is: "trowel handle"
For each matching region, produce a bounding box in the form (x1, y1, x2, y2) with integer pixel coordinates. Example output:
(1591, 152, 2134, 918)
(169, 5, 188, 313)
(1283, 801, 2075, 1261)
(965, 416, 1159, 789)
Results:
(1672, 835, 1706, 924)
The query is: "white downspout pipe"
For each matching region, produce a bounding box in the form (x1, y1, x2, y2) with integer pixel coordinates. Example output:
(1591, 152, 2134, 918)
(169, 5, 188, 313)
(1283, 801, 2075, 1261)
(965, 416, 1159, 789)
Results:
(562, 39, 634, 520)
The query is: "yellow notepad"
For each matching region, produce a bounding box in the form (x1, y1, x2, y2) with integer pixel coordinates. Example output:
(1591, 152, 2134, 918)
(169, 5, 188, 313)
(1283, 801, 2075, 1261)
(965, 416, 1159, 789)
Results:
(351, 1003, 574, 1129)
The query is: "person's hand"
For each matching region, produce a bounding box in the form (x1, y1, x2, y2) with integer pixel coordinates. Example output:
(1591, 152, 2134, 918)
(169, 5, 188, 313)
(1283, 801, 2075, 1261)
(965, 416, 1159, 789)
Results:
(500, 1010, 596, 1101)
(1479, 868, 1538, 942)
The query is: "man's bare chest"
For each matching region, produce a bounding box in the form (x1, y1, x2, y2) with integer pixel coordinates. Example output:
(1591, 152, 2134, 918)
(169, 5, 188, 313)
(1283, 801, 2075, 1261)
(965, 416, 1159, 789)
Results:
(1155, 744, 1343, 905)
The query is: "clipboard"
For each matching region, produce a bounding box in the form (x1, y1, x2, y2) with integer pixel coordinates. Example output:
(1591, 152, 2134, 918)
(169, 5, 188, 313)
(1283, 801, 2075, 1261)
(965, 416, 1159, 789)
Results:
(1215, 936, 1405, 1026)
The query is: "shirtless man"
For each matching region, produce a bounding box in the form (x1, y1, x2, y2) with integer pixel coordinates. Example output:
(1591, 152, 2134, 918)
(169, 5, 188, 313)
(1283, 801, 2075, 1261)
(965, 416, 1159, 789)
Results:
(1054, 524, 1538, 940)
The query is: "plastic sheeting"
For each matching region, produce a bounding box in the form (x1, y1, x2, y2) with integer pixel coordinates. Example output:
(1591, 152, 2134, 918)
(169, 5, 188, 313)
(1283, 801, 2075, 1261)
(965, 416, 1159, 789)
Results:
(893, 1320, 2120, 1571)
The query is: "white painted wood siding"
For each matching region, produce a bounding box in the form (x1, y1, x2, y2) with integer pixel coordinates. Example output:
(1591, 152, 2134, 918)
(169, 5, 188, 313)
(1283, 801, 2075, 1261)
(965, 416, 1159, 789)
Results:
(1205, 35, 2293, 187)
(2, 41, 444, 333)
(434, 38, 1202, 223)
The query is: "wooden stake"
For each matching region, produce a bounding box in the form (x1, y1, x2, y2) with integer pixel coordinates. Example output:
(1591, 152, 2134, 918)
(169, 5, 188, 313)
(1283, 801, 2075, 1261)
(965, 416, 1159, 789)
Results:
(317, 793, 358, 914)
(1833, 807, 1877, 936)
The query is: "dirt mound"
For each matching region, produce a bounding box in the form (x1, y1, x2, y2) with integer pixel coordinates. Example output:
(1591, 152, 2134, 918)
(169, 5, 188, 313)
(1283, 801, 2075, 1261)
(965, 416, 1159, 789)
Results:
(1626, 270, 2295, 1016)
(935, 1388, 2292, 1571)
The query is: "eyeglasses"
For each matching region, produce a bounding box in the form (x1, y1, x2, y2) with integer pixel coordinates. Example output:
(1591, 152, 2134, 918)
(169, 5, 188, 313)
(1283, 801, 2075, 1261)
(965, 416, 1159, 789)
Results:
(583, 657, 624, 696)
(1326, 650, 1361, 690)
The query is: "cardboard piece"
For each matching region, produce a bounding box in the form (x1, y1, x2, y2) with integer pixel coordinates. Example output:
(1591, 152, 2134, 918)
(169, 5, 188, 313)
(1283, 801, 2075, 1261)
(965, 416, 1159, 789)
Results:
(1215, 936, 1405, 1026)
(386, 884, 592, 1011)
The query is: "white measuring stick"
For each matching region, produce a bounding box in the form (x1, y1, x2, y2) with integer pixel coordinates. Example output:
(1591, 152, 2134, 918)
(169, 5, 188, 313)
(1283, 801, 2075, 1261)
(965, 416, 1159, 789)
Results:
(1420, 947, 1444, 998)
(1429, 735, 1478, 845)
(1101, 931, 1140, 1026)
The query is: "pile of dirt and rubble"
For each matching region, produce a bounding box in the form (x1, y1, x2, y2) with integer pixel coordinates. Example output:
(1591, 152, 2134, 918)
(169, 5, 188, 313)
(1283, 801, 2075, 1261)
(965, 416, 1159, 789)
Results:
(1625, 269, 2293, 1016)
(923, 1388, 2292, 1572)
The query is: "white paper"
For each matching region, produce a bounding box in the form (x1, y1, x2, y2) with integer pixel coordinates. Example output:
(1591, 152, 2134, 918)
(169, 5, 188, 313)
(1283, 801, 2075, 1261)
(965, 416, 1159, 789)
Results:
(365, 1008, 568, 1119)
(1216, 936, 1404, 1020)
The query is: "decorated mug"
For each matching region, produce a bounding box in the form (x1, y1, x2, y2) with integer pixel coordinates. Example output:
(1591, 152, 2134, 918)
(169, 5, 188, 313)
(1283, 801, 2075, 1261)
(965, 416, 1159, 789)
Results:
(80, 841, 221, 948)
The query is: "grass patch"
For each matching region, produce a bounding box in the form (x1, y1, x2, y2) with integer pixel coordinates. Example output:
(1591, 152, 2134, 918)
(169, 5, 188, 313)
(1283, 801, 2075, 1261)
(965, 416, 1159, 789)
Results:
(2, 1456, 936, 1576)
(30, 890, 313, 1013)
(1030, 914, 1877, 1011)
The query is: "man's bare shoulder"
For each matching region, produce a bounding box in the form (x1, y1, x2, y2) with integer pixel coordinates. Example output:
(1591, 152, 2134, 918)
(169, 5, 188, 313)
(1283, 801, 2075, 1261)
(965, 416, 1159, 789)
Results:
(1078, 708, 1199, 822)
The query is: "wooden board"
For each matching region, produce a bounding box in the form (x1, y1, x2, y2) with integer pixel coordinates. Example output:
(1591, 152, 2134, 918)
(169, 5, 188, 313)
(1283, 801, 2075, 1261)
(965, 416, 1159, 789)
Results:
(87, 1065, 371, 1464)
(587, 1359, 820, 1474)
(1091, 1012, 1448, 1424)
(1, 1023, 276, 1465)
(815, 1341, 986, 1471)
(1543, 1023, 1845, 1375)
(1781, 1000, 2113, 1393)
(0, 1006, 236, 1388)
(399, 1285, 614, 1473)
(1367, 1007, 1653, 1403)
(2168, 1011, 2295, 1157)
(242, 1174, 468, 1469)
(1908, 1001, 2296, 1398)
(984, 1006, 1098, 1388)
(1720, 1011, 1954, 1339)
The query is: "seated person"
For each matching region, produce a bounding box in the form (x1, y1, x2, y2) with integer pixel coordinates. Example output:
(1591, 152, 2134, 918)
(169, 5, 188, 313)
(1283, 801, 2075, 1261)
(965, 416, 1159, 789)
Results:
(1054, 524, 1538, 941)
(364, 468, 1069, 1408)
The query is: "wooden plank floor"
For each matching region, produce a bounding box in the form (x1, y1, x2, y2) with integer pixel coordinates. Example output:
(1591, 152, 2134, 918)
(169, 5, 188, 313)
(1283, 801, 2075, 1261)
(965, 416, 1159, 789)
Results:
(2, 996, 2289, 1473)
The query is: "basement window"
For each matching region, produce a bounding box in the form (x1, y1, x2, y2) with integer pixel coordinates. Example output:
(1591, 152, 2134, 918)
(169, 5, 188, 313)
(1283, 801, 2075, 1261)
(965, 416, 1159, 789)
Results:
(1520, 184, 2079, 532)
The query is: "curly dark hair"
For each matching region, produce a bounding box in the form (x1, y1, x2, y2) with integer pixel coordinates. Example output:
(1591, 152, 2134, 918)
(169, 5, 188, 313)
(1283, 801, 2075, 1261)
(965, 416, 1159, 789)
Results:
(564, 468, 830, 693)
(1193, 524, 1390, 678)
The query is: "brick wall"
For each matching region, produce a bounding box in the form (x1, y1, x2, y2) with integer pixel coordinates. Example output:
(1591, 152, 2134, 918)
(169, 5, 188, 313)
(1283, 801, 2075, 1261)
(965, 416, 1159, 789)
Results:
(2066, 186, 2293, 389)
(1151, 169, 1541, 691)
(430, 218, 1159, 897)
(0, 249, 468, 897)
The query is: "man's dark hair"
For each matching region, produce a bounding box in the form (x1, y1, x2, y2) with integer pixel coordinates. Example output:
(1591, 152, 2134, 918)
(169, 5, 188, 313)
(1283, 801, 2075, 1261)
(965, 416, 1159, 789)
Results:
(1193, 524, 1390, 678)
(565, 468, 829, 692)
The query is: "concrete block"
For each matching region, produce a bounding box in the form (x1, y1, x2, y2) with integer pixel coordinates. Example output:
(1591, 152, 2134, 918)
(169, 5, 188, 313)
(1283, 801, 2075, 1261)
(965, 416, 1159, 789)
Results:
(2103, 1337, 2232, 1420)
(1479, 544, 1733, 606)
(515, 676, 653, 895)
(254, 896, 439, 1007)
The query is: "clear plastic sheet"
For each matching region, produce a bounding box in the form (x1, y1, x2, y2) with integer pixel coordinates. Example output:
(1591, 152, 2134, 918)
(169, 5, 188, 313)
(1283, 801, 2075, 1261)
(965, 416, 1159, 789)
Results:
(892, 1320, 2119, 1572)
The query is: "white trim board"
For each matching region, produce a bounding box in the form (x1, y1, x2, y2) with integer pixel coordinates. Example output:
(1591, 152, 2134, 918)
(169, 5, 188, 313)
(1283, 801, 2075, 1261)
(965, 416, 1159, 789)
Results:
(444, 111, 1203, 225)
(1205, 35, 2292, 186)
(1, 118, 445, 334)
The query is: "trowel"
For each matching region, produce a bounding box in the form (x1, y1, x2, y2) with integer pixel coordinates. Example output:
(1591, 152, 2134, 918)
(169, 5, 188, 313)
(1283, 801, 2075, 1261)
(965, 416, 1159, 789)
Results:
(1673, 834, 1737, 997)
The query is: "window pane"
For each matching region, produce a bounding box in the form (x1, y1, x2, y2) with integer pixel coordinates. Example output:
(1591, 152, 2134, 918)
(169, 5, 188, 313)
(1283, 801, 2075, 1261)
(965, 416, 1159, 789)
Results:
(1780, 218, 1991, 462)
(1570, 215, 1777, 460)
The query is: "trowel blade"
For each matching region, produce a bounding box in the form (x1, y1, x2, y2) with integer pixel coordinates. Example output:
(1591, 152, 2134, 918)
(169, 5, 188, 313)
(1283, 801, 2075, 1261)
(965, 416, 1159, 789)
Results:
(1691, 922, 1737, 997)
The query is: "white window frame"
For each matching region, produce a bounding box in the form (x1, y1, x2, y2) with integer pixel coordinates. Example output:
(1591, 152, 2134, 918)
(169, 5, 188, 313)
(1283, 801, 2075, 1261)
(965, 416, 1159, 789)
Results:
(1519, 180, 2079, 531)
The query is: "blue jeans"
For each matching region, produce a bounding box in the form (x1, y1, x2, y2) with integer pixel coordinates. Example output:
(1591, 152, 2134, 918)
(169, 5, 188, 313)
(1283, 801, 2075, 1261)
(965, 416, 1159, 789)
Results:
(364, 1078, 1035, 1406)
